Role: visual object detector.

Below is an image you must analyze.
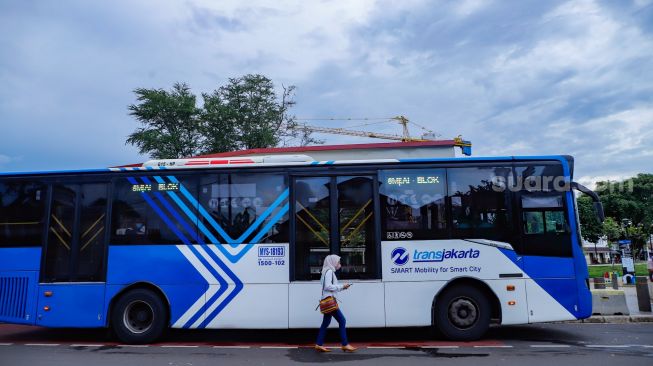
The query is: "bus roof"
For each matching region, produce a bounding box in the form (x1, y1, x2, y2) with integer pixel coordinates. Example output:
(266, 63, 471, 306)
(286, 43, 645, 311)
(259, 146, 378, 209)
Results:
(0, 155, 573, 178)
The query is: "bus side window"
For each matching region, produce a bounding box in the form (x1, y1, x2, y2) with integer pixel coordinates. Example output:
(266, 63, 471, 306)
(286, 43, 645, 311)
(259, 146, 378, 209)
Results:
(519, 191, 571, 257)
(545, 211, 567, 233)
(378, 169, 447, 241)
(0, 180, 46, 247)
(447, 166, 512, 242)
(523, 211, 544, 234)
(198, 173, 288, 244)
(337, 175, 377, 279)
(111, 175, 199, 245)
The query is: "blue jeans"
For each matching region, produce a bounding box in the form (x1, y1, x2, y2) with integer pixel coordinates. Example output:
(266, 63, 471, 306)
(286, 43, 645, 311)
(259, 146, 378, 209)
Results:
(316, 308, 349, 346)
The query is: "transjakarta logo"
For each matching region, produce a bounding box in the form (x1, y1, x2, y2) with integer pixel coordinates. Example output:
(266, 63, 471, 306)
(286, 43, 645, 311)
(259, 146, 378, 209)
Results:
(390, 247, 481, 265)
(413, 248, 480, 262)
(391, 247, 409, 266)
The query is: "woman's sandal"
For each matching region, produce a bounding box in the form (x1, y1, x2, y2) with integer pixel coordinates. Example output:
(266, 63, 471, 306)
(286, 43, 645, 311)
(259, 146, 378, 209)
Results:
(314, 345, 331, 352)
(341, 344, 357, 352)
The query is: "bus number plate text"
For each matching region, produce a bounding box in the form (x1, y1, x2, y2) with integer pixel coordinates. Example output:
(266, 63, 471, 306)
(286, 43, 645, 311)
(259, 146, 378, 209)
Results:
(258, 245, 285, 266)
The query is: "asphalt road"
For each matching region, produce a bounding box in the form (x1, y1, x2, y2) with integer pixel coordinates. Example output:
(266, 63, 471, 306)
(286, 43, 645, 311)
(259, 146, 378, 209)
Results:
(0, 323, 651, 365)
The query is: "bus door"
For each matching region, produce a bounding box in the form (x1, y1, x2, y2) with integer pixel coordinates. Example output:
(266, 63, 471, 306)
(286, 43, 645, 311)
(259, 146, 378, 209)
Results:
(37, 183, 109, 327)
(515, 168, 579, 322)
(288, 175, 384, 328)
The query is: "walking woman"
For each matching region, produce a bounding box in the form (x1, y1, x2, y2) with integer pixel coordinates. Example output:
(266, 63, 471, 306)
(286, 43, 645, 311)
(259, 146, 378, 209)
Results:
(315, 254, 357, 352)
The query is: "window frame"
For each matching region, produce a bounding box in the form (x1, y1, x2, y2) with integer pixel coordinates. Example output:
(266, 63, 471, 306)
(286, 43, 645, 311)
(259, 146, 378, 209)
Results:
(512, 163, 573, 258)
(378, 168, 449, 242)
(0, 178, 48, 248)
(446, 165, 513, 242)
(39, 177, 111, 283)
(198, 172, 289, 245)
(110, 173, 201, 246)
(289, 171, 381, 281)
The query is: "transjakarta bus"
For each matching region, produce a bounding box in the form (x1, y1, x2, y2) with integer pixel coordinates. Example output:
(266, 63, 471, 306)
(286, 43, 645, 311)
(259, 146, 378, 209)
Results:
(0, 155, 604, 343)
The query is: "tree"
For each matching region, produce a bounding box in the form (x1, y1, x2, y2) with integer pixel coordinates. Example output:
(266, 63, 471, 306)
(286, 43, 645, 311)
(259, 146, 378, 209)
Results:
(127, 83, 202, 159)
(200, 74, 311, 154)
(596, 174, 653, 254)
(200, 89, 239, 154)
(602, 217, 621, 247)
(127, 75, 321, 159)
(578, 174, 653, 257)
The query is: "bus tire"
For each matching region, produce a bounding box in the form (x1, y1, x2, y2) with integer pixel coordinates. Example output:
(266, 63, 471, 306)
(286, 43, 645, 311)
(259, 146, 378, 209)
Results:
(111, 288, 168, 344)
(434, 284, 490, 341)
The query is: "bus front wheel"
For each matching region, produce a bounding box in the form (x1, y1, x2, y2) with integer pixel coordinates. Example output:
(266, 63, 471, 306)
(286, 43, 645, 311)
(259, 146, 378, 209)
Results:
(434, 284, 490, 341)
(111, 288, 168, 344)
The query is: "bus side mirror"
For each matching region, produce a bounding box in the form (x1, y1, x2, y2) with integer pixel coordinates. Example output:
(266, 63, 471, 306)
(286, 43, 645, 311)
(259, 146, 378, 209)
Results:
(571, 181, 605, 223)
(593, 201, 605, 223)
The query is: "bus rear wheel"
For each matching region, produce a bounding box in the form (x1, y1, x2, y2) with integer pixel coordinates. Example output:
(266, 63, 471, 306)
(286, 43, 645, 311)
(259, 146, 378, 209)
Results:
(434, 284, 490, 341)
(111, 288, 168, 344)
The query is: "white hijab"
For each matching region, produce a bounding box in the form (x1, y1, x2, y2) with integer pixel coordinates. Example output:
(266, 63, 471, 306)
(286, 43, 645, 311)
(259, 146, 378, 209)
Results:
(321, 254, 340, 276)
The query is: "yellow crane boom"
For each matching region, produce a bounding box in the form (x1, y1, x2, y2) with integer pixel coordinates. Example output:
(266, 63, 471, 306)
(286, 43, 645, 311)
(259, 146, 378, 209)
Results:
(296, 115, 472, 155)
(299, 125, 428, 142)
(299, 115, 429, 142)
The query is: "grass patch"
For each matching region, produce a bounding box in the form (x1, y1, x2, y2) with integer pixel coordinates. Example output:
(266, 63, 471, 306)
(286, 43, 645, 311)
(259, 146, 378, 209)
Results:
(587, 263, 648, 278)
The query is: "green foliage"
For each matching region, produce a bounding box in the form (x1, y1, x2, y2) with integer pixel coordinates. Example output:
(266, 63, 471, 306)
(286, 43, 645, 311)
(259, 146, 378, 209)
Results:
(597, 174, 653, 227)
(126, 75, 321, 159)
(598, 174, 653, 253)
(127, 83, 202, 159)
(602, 217, 621, 244)
(200, 88, 239, 154)
(579, 174, 653, 256)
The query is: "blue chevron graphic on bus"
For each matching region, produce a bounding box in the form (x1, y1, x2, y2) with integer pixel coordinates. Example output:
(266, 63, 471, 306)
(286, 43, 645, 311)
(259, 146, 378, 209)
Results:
(125, 175, 289, 329)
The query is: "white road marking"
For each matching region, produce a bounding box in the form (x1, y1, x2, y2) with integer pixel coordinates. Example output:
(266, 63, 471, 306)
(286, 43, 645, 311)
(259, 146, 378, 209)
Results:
(530, 345, 571, 348)
(0, 343, 13, 346)
(118, 344, 149, 348)
(14, 342, 636, 350)
(70, 344, 104, 347)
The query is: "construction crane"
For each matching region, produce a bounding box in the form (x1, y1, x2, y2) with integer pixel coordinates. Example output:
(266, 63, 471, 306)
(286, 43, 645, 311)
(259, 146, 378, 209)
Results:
(296, 115, 472, 155)
(298, 115, 431, 142)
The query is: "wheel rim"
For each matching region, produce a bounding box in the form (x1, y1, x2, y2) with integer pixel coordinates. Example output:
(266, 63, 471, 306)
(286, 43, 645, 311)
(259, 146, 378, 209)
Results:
(123, 300, 154, 334)
(447, 296, 479, 329)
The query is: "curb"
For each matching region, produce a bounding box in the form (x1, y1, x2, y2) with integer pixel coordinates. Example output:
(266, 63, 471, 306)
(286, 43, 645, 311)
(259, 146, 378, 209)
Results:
(564, 315, 653, 324)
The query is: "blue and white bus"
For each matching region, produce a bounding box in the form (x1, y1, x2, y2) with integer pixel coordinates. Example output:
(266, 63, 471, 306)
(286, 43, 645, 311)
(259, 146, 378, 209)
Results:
(0, 154, 603, 343)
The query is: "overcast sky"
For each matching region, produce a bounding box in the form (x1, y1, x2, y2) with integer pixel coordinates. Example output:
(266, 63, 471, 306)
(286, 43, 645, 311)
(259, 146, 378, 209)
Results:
(1, 0, 652, 186)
